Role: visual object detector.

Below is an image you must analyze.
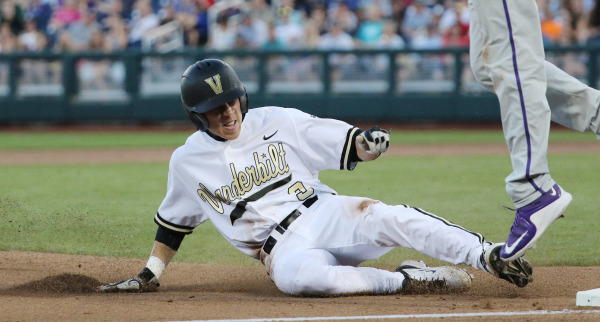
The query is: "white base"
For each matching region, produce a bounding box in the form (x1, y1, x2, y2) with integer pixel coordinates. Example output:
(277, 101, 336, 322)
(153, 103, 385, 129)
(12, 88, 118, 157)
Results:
(576, 288, 600, 306)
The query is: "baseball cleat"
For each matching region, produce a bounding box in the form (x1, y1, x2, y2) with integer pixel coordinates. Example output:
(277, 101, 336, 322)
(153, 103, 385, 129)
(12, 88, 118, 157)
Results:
(500, 184, 572, 261)
(483, 243, 532, 288)
(395, 261, 473, 294)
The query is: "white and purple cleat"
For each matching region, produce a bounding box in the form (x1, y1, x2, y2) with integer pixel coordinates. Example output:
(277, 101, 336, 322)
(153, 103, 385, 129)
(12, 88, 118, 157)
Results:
(500, 184, 573, 262)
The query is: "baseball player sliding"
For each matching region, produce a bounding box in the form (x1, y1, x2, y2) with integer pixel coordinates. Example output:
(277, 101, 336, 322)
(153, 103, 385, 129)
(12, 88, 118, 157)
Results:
(98, 59, 531, 296)
(469, 0, 600, 262)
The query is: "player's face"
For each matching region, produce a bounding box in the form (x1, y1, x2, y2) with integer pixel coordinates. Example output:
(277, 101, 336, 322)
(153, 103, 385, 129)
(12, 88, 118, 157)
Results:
(205, 98, 243, 140)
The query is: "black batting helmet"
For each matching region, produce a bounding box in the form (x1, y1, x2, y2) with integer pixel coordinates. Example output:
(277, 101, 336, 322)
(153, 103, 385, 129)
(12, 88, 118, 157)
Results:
(180, 59, 249, 131)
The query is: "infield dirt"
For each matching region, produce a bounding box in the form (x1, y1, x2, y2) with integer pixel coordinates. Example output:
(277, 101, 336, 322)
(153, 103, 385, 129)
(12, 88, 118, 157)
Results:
(1, 251, 600, 321)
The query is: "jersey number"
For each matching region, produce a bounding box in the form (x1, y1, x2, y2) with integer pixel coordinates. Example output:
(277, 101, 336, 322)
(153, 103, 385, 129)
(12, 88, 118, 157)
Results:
(229, 175, 313, 224)
(288, 181, 314, 201)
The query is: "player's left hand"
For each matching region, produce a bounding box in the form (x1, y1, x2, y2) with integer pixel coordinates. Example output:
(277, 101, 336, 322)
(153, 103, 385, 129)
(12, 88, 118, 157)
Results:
(357, 127, 390, 155)
(97, 268, 160, 293)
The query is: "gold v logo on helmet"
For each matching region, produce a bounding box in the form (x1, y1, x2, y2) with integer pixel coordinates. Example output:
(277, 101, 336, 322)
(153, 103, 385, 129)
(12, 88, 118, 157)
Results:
(205, 75, 223, 94)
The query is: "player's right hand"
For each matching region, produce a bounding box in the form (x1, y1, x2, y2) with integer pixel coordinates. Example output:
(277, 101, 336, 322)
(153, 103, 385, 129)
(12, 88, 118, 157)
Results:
(357, 127, 390, 155)
(97, 271, 159, 293)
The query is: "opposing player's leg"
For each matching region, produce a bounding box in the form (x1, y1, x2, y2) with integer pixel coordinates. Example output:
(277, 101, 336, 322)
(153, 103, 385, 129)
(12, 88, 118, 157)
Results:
(544, 62, 600, 138)
(473, 60, 600, 138)
(469, 0, 571, 261)
(472, 59, 600, 138)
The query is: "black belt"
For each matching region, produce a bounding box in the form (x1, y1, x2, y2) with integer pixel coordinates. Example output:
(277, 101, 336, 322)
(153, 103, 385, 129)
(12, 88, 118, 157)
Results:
(262, 195, 318, 255)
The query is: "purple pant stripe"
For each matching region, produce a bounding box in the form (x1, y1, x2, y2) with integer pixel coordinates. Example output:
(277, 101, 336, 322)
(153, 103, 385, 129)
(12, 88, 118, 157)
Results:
(502, 0, 540, 191)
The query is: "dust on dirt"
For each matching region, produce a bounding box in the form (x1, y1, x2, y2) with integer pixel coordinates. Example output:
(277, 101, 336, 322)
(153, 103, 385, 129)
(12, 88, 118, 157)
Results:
(7, 273, 101, 295)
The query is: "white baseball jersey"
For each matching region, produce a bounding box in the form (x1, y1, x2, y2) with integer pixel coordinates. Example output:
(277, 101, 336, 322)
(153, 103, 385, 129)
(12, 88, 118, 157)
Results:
(156, 106, 359, 259)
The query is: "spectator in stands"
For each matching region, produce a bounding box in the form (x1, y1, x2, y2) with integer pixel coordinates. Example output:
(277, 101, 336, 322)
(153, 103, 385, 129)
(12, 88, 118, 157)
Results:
(565, 0, 593, 44)
(390, 0, 411, 33)
(283, 18, 321, 81)
(410, 24, 444, 80)
(249, 0, 274, 24)
(438, 0, 457, 33)
(158, 3, 177, 26)
(586, 0, 600, 44)
(0, 22, 16, 86)
(67, 8, 102, 51)
(49, 0, 82, 30)
(401, 0, 433, 42)
(442, 23, 469, 48)
(319, 20, 355, 51)
(79, 28, 112, 90)
(17, 18, 47, 52)
(540, 6, 562, 45)
(208, 14, 237, 51)
(127, 0, 159, 48)
(329, 2, 359, 36)
(53, 25, 76, 52)
(553, 26, 588, 78)
(263, 23, 286, 50)
(172, 0, 198, 16)
(277, 0, 305, 25)
(98, 0, 128, 32)
(98, 0, 131, 29)
(1, 0, 25, 37)
(0, 22, 17, 53)
(103, 17, 129, 51)
(119, 0, 138, 22)
(438, 0, 469, 37)
(377, 19, 406, 49)
(274, 10, 304, 49)
(237, 13, 269, 49)
(175, 0, 209, 47)
(373, 19, 406, 72)
(24, 0, 54, 34)
(319, 20, 355, 80)
(302, 19, 322, 49)
(17, 18, 49, 84)
(104, 14, 128, 51)
(307, 5, 328, 35)
(355, 4, 385, 48)
(411, 24, 442, 49)
(564, 0, 587, 38)
(103, 14, 128, 89)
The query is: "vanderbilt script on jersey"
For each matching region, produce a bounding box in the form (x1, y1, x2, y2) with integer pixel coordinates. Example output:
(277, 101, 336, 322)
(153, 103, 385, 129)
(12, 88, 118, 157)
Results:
(197, 143, 290, 214)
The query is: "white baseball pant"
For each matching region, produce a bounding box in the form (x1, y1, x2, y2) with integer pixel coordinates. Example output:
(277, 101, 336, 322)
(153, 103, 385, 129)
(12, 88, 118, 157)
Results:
(260, 194, 487, 296)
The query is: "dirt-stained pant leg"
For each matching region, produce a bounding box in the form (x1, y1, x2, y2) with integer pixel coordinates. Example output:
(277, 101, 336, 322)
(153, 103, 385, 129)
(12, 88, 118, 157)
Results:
(263, 195, 486, 296)
(469, 0, 554, 207)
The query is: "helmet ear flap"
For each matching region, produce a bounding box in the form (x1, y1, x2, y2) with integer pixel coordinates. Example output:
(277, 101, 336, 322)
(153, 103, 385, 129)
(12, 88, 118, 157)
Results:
(239, 88, 249, 114)
(191, 112, 209, 131)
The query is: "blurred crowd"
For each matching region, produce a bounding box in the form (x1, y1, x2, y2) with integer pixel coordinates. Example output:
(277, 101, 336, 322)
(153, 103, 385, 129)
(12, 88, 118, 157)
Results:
(2, 0, 600, 93)
(1, 0, 600, 54)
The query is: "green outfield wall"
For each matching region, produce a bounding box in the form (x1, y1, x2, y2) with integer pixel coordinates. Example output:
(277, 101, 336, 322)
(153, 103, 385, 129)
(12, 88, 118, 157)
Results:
(1, 46, 598, 125)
